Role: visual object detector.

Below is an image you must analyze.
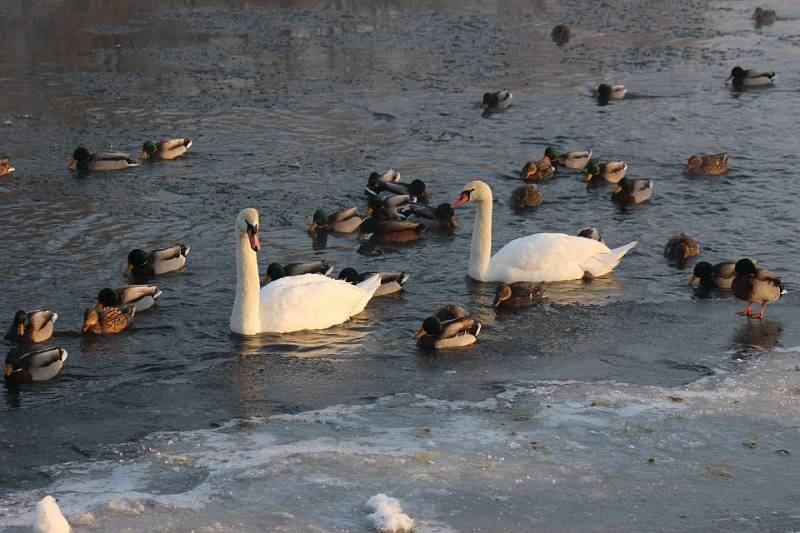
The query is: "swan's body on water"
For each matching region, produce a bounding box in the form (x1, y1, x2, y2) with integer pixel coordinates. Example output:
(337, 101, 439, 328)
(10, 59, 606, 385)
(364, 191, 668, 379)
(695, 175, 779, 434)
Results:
(230, 208, 381, 335)
(452, 181, 637, 282)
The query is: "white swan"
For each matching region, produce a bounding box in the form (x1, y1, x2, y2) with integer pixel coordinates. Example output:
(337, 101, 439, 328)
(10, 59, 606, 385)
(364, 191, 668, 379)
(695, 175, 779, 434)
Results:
(452, 181, 637, 282)
(33, 496, 70, 533)
(230, 208, 381, 335)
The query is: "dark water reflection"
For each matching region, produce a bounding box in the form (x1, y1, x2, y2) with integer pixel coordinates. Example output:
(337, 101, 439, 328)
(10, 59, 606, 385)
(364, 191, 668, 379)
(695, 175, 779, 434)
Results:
(1, 0, 800, 485)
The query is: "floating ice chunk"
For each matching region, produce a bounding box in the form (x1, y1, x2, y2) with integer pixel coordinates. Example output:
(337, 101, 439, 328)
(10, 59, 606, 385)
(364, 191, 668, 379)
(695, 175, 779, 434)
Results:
(106, 498, 145, 515)
(365, 493, 414, 532)
(33, 496, 70, 533)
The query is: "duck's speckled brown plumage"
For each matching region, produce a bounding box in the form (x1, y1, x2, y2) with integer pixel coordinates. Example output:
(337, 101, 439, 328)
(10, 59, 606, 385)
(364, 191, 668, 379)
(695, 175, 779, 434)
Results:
(0, 159, 15, 177)
(141, 138, 192, 160)
(510, 185, 543, 209)
(521, 158, 555, 182)
(82, 306, 135, 335)
(683, 154, 729, 176)
(493, 282, 546, 309)
(664, 233, 700, 261)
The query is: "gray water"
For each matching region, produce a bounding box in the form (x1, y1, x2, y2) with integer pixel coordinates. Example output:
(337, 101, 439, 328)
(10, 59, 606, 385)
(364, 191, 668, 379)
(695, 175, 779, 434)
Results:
(2, 0, 800, 530)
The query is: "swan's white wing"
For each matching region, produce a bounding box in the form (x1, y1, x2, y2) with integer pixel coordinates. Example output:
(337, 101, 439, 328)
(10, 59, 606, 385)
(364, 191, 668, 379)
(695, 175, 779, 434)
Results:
(259, 274, 377, 333)
(487, 233, 633, 282)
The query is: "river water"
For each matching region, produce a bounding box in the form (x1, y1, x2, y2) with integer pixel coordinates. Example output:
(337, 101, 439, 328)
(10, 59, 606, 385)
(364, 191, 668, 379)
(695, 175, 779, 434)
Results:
(1, 0, 800, 531)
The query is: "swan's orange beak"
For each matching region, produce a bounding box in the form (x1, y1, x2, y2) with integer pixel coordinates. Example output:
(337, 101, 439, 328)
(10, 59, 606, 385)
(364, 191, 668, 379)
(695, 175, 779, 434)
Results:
(248, 232, 260, 252)
(452, 192, 470, 208)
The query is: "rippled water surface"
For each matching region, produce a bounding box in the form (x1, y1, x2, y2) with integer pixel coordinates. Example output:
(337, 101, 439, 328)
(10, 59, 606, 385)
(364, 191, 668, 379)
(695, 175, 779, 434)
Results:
(2, 0, 800, 530)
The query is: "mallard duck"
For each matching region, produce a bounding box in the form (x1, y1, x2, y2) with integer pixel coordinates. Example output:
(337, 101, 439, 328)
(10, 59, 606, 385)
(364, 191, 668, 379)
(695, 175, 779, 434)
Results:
(577, 227, 602, 241)
(125, 245, 190, 276)
(366, 176, 429, 203)
(4, 347, 68, 384)
(510, 185, 543, 209)
(415, 315, 482, 350)
(369, 169, 401, 183)
(361, 218, 425, 243)
(82, 305, 135, 334)
(141, 138, 192, 160)
(0, 159, 15, 177)
(435, 304, 467, 321)
(732, 258, 785, 319)
(5, 309, 58, 343)
(493, 282, 545, 309)
(612, 178, 653, 204)
(690, 261, 738, 290)
(402, 202, 457, 229)
(521, 157, 555, 182)
(68, 147, 138, 171)
(482, 90, 512, 110)
(726, 67, 775, 88)
(683, 154, 729, 176)
(551, 24, 570, 45)
(369, 195, 413, 221)
(585, 160, 628, 183)
(664, 233, 700, 261)
(338, 268, 409, 296)
(309, 207, 363, 233)
(544, 147, 592, 170)
(97, 285, 161, 312)
(597, 84, 626, 104)
(753, 7, 777, 25)
(262, 261, 333, 285)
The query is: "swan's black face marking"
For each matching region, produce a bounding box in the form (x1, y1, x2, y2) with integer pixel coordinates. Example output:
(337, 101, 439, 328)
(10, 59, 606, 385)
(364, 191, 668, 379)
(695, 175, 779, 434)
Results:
(453, 188, 475, 208)
(246, 221, 258, 235)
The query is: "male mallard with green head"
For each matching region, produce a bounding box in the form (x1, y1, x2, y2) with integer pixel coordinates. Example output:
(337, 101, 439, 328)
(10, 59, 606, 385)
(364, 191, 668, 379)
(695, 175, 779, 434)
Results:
(141, 138, 192, 160)
(68, 147, 138, 171)
(338, 268, 409, 296)
(612, 178, 653, 204)
(97, 285, 161, 312)
(125, 245, 190, 277)
(403, 202, 457, 229)
(308, 207, 363, 233)
(482, 90, 512, 111)
(597, 84, 626, 105)
(5, 309, 58, 343)
(690, 261, 737, 290)
(584, 160, 627, 184)
(415, 314, 482, 350)
(5, 347, 68, 384)
(261, 261, 333, 285)
(732, 258, 785, 319)
(544, 146, 592, 170)
(726, 66, 775, 88)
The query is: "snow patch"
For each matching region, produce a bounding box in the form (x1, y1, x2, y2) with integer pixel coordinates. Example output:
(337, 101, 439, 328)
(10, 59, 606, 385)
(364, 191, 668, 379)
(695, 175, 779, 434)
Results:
(366, 493, 414, 532)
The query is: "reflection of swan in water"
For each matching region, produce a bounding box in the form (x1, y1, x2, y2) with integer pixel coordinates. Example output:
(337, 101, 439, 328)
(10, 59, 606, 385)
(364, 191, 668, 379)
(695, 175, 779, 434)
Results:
(730, 320, 782, 356)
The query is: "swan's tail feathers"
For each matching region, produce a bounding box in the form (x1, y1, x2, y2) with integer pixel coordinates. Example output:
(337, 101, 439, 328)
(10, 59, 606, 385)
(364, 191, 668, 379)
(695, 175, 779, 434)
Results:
(582, 240, 638, 278)
(357, 273, 383, 299)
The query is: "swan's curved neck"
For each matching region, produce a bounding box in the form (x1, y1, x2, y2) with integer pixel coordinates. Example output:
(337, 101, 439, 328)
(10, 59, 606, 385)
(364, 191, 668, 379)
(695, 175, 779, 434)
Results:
(231, 230, 261, 335)
(468, 196, 492, 281)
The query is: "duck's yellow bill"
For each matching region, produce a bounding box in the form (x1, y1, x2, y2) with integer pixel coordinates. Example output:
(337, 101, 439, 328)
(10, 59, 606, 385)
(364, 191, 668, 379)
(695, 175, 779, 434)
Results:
(68, 159, 77, 167)
(17, 323, 24, 336)
(140, 151, 150, 160)
(614, 186, 622, 193)
(4, 363, 13, 377)
(124, 264, 133, 274)
(725, 75, 733, 82)
(414, 329, 426, 340)
(261, 275, 271, 286)
(584, 173, 594, 182)
(689, 275, 698, 286)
